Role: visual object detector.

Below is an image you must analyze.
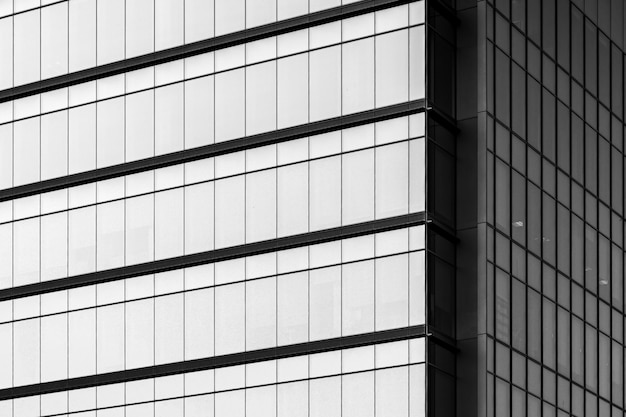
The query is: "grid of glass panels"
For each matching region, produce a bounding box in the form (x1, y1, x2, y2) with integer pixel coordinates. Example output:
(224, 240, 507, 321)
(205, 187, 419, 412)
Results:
(0, 340, 426, 417)
(0, 1, 429, 417)
(484, 0, 625, 416)
(0, 227, 425, 386)
(0, 5, 425, 190)
(0, 117, 425, 288)
(0, 0, 426, 88)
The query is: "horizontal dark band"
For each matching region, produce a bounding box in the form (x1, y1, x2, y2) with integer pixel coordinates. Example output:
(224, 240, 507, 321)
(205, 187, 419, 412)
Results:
(0, 100, 425, 203)
(0, 212, 426, 302)
(0, 0, 413, 104)
(0, 325, 426, 400)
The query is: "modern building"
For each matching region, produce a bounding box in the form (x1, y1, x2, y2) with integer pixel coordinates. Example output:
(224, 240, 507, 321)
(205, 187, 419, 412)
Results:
(0, 0, 622, 416)
(0, 0, 435, 416)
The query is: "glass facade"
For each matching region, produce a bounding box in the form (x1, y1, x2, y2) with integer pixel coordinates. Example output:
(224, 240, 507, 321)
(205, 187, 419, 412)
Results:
(0, 1, 436, 416)
(455, 0, 626, 416)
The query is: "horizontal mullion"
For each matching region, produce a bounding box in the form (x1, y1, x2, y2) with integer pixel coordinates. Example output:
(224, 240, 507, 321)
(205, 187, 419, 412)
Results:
(0, 99, 425, 203)
(0, 325, 426, 400)
(0, 0, 413, 103)
(0, 212, 426, 302)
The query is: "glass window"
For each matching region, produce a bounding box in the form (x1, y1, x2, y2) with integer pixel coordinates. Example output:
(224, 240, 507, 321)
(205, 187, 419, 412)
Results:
(69, 104, 96, 174)
(376, 254, 409, 330)
(277, 0, 308, 20)
(69, 0, 96, 71)
(185, 288, 214, 360)
(155, 294, 184, 364)
(41, 315, 67, 382)
(185, 182, 214, 254)
(409, 251, 426, 326)
(342, 149, 375, 224)
(126, 194, 155, 265)
(310, 155, 341, 231)
(409, 26, 426, 100)
(278, 381, 308, 417)
(342, 37, 375, 114)
(69, 309, 96, 377)
(342, 260, 375, 335)
(246, 170, 277, 243)
(126, 0, 154, 58)
(14, 218, 40, 287)
(215, 176, 245, 248)
(14, 318, 40, 386)
(41, 3, 68, 79)
(246, 277, 277, 350)
(185, 76, 215, 149)
(215, 69, 245, 142)
(126, 299, 155, 369)
(277, 163, 308, 237)
(0, 224, 11, 290)
(41, 111, 68, 180)
(155, 0, 184, 51)
(185, 0, 214, 43)
(155, 83, 184, 155)
(97, 304, 124, 373)
(97, 98, 125, 168)
(97, 0, 125, 65)
(246, 61, 277, 136)
(247, 0, 276, 28)
(14, 118, 40, 186)
(215, 283, 245, 355)
(0, 17, 12, 90)
(310, 45, 341, 122)
(97, 201, 125, 270)
(41, 212, 67, 281)
(376, 367, 408, 417)
(278, 54, 309, 128)
(310, 376, 341, 417)
(215, 0, 244, 36)
(376, 30, 409, 107)
(14, 10, 40, 86)
(155, 188, 184, 260)
(277, 272, 308, 345)
(0, 124, 11, 189)
(343, 372, 375, 417)
(376, 142, 409, 218)
(126, 90, 155, 162)
(310, 266, 341, 340)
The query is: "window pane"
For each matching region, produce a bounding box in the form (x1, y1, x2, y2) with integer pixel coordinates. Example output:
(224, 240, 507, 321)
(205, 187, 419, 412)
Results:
(215, 176, 245, 248)
(41, 315, 67, 382)
(69, 0, 96, 71)
(14, 118, 40, 186)
(155, 188, 184, 260)
(69, 104, 96, 174)
(97, 0, 125, 65)
(246, 277, 277, 350)
(278, 54, 308, 128)
(342, 260, 375, 335)
(376, 142, 409, 218)
(69, 206, 96, 276)
(97, 304, 124, 373)
(126, 299, 155, 369)
(41, 111, 68, 180)
(155, 294, 184, 364)
(126, 195, 155, 265)
(126, 90, 155, 162)
(277, 163, 308, 236)
(185, 288, 214, 360)
(69, 309, 96, 377)
(155, 0, 183, 51)
(310, 156, 341, 231)
(155, 83, 184, 155)
(14, 10, 40, 86)
(310, 266, 341, 340)
(310, 45, 341, 121)
(342, 149, 375, 224)
(215, 283, 245, 355)
(14, 219, 40, 286)
(246, 61, 277, 135)
(185, 0, 214, 43)
(246, 170, 277, 243)
(342, 37, 374, 114)
(14, 319, 40, 386)
(97, 98, 125, 168)
(185, 182, 214, 254)
(41, 3, 68, 78)
(41, 212, 67, 281)
(376, 30, 409, 107)
(97, 201, 125, 270)
(0, 17, 13, 90)
(184, 76, 215, 149)
(126, 0, 154, 58)
(215, 69, 245, 142)
(277, 272, 308, 345)
(376, 254, 409, 330)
